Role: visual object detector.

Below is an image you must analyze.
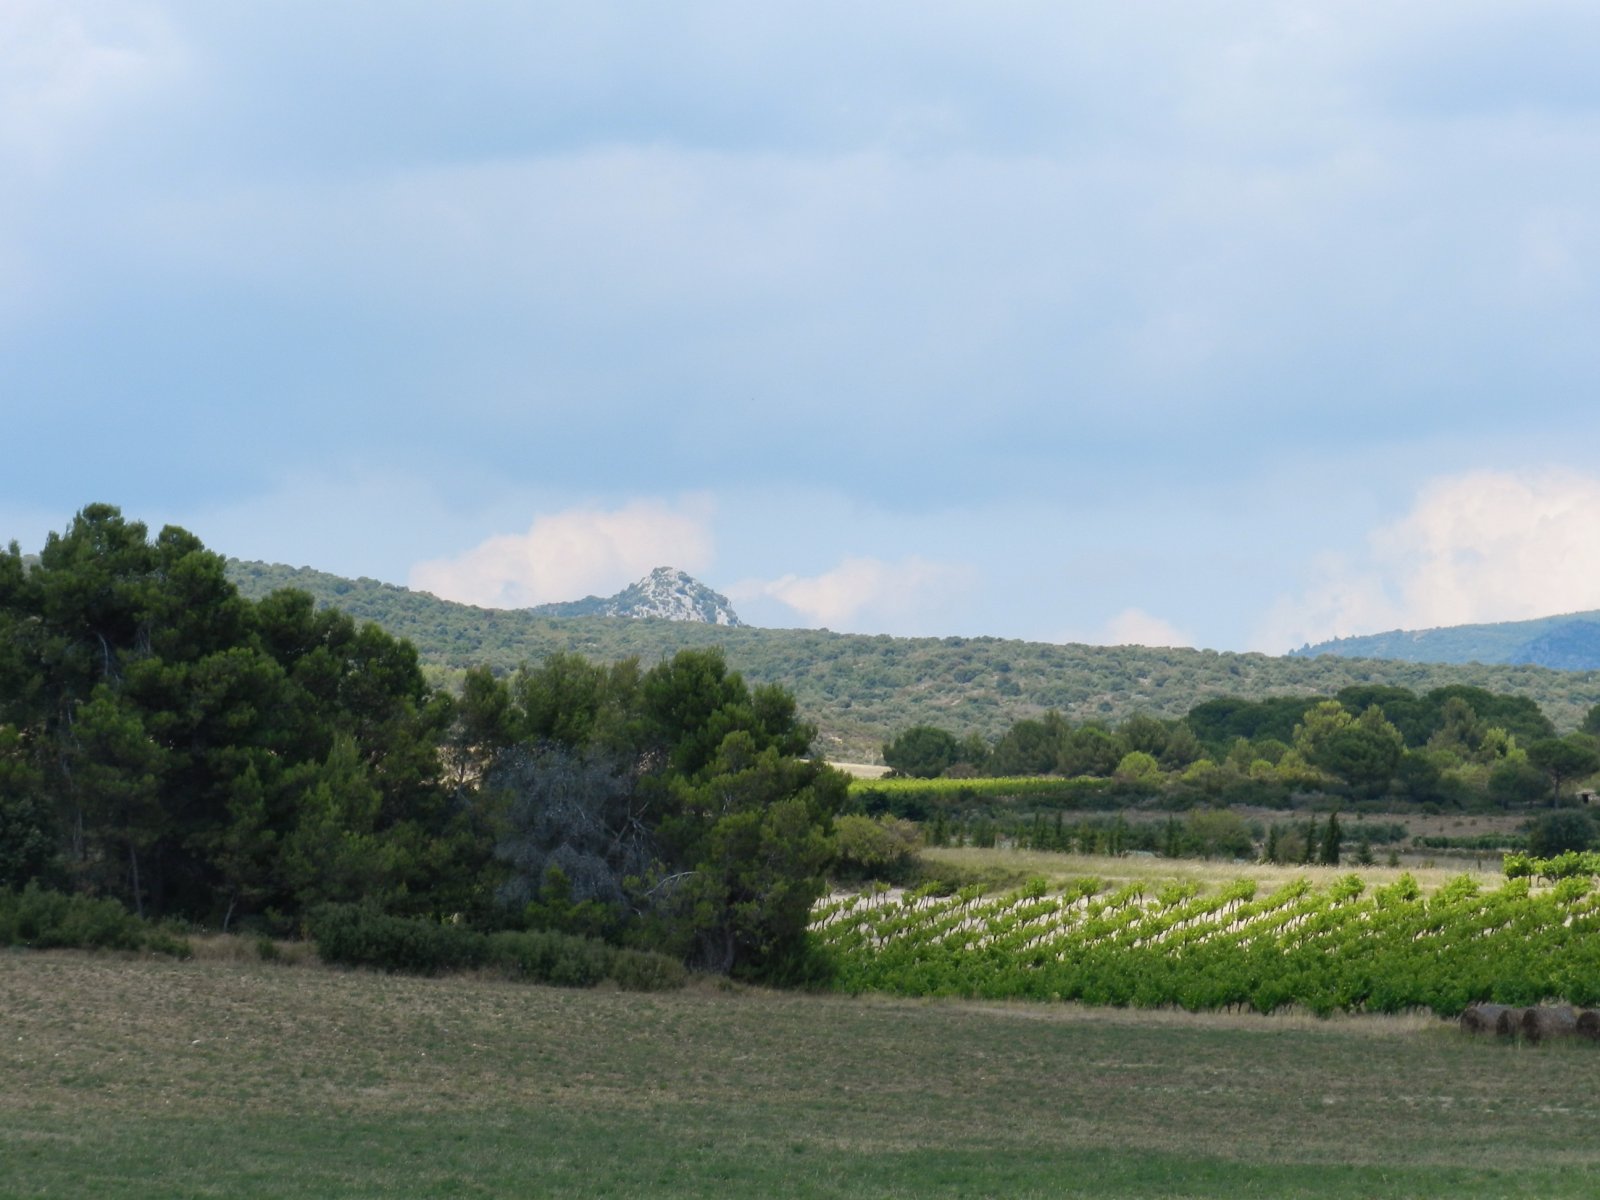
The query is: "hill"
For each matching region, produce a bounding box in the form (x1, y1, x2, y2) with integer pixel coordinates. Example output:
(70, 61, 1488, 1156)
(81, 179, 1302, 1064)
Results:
(1292, 611, 1600, 669)
(527, 566, 744, 625)
(227, 560, 1600, 761)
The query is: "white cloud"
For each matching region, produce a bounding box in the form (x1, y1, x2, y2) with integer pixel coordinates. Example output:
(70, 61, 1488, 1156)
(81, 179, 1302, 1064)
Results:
(0, 1, 182, 172)
(730, 555, 973, 632)
(1093, 608, 1195, 649)
(1257, 468, 1600, 651)
(409, 498, 715, 609)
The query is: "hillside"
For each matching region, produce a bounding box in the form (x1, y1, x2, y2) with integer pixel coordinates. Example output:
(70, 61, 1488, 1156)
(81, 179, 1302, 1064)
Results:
(1292, 610, 1600, 669)
(228, 560, 1600, 761)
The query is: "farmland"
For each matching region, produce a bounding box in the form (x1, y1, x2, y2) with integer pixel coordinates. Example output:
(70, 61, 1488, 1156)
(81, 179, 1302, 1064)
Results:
(814, 867, 1600, 1016)
(6, 946, 1600, 1198)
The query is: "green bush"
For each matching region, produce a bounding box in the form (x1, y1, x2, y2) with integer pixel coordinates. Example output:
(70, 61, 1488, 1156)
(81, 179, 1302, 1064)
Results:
(832, 814, 921, 883)
(307, 903, 687, 990)
(307, 903, 488, 975)
(0, 884, 189, 956)
(485, 929, 686, 990)
(486, 928, 610, 987)
(607, 946, 689, 992)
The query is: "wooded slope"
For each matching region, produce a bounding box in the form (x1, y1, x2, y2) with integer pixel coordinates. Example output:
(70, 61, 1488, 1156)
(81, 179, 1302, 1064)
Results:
(229, 560, 1600, 761)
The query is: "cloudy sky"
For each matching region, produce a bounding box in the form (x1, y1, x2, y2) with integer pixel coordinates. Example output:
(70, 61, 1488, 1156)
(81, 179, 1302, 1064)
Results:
(7, 1, 1600, 652)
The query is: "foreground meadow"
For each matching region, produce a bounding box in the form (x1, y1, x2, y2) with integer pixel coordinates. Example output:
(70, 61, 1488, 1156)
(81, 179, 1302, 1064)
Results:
(4, 950, 1599, 1198)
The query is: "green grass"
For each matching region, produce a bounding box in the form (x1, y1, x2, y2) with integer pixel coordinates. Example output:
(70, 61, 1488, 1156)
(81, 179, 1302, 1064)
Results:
(5, 948, 1600, 1197)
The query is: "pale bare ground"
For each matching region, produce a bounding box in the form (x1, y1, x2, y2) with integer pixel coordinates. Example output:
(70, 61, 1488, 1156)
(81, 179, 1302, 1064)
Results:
(830, 761, 891, 779)
(919, 845, 1506, 895)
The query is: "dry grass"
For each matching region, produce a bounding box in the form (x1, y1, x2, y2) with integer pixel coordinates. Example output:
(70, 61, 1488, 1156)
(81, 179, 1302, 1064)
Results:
(7, 946, 1600, 1197)
(919, 845, 1506, 895)
(182, 933, 318, 966)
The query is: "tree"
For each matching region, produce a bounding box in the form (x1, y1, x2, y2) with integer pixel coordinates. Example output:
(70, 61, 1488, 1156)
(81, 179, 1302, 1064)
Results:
(1058, 726, 1126, 777)
(1488, 757, 1549, 808)
(989, 716, 1064, 775)
(0, 505, 463, 924)
(1185, 808, 1253, 859)
(483, 647, 845, 980)
(1526, 736, 1600, 806)
(1295, 703, 1403, 796)
(881, 725, 960, 778)
(1527, 809, 1595, 857)
(490, 742, 646, 918)
(0, 726, 55, 888)
(1320, 810, 1343, 866)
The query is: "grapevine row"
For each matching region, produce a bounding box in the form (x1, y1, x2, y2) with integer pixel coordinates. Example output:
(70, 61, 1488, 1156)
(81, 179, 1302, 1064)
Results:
(812, 874, 1600, 1016)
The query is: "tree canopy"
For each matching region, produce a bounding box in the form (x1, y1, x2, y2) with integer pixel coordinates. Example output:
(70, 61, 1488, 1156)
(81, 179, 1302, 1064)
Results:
(1, 506, 843, 981)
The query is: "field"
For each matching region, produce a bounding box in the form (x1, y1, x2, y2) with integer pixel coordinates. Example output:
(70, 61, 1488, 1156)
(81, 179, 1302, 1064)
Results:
(915, 846, 1510, 895)
(6, 948, 1600, 1198)
(817, 848, 1600, 1014)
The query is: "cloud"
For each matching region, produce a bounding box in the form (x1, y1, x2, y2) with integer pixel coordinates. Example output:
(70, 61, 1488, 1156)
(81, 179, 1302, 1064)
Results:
(1093, 609, 1195, 649)
(409, 498, 715, 609)
(0, 1, 183, 173)
(730, 555, 973, 632)
(1257, 468, 1600, 651)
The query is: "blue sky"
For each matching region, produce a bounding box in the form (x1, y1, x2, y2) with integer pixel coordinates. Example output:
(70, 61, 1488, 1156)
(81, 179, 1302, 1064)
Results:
(7, 1, 1600, 651)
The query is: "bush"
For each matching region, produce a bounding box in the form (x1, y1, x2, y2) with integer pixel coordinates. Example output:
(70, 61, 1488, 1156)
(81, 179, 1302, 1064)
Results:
(307, 903, 687, 991)
(1527, 810, 1595, 857)
(831, 814, 920, 882)
(307, 903, 488, 975)
(607, 946, 689, 992)
(486, 928, 611, 987)
(0, 884, 189, 956)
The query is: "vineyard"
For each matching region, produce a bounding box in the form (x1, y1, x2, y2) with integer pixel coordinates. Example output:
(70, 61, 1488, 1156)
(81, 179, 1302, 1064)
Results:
(812, 871, 1600, 1016)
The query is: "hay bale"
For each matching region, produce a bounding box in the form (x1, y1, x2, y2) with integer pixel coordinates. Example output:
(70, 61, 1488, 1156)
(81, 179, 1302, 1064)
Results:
(1521, 1005, 1578, 1044)
(1575, 1010, 1600, 1041)
(1495, 1007, 1529, 1038)
(1460, 1003, 1510, 1035)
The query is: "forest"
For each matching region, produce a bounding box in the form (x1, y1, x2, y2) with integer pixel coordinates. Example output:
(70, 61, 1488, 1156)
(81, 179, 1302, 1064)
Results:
(0, 506, 844, 981)
(227, 560, 1600, 762)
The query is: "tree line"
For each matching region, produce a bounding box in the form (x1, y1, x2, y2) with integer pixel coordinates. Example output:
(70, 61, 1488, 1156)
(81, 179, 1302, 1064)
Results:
(227, 560, 1600, 762)
(0, 505, 844, 980)
(883, 686, 1600, 811)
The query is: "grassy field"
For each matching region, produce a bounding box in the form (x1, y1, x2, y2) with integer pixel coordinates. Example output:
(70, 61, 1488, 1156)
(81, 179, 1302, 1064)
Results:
(915, 844, 1510, 896)
(5, 947, 1600, 1198)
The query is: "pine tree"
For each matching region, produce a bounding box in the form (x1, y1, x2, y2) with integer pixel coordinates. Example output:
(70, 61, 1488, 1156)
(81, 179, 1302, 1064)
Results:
(1320, 810, 1343, 866)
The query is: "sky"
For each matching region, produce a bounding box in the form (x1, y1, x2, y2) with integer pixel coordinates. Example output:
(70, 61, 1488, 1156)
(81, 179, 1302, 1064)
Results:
(6, 1, 1600, 653)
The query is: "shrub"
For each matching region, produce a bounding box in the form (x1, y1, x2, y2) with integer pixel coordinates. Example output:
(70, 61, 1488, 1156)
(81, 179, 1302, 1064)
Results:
(306, 904, 688, 991)
(832, 814, 921, 882)
(307, 903, 487, 975)
(486, 929, 686, 990)
(486, 928, 611, 987)
(0, 884, 189, 956)
(608, 946, 689, 992)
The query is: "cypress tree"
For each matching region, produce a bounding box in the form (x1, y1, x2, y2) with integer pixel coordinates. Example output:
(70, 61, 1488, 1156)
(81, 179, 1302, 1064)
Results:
(1321, 810, 1343, 866)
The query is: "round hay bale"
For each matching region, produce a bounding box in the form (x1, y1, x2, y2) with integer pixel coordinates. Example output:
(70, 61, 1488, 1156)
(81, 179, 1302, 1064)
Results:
(1521, 1005, 1578, 1044)
(1575, 1010, 1600, 1041)
(1460, 1003, 1510, 1035)
(1495, 1007, 1529, 1038)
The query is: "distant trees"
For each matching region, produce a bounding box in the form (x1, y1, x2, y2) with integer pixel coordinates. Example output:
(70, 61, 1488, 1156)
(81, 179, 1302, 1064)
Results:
(876, 682, 1597, 812)
(1525, 736, 1600, 806)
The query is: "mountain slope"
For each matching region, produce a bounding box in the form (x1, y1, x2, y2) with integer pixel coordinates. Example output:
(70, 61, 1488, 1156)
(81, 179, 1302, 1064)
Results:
(227, 560, 1600, 760)
(1292, 610, 1600, 669)
(529, 566, 743, 625)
